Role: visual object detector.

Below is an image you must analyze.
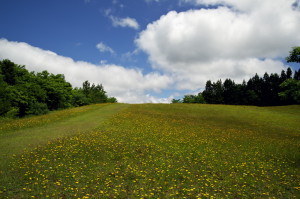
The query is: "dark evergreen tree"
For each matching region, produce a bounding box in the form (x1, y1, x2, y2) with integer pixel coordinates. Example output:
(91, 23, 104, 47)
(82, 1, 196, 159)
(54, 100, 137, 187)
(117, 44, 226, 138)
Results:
(261, 73, 271, 106)
(189, 47, 300, 106)
(294, 69, 300, 80)
(238, 80, 249, 105)
(286, 67, 293, 79)
(223, 79, 239, 105)
(212, 80, 224, 104)
(268, 73, 281, 105)
(202, 80, 214, 104)
(280, 70, 287, 82)
(246, 74, 262, 105)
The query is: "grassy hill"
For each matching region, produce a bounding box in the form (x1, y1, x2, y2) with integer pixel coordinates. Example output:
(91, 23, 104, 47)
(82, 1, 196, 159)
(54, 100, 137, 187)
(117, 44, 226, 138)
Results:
(0, 104, 299, 198)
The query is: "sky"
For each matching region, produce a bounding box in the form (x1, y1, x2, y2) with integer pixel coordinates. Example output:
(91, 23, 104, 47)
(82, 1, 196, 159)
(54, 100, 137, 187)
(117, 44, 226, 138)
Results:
(0, 0, 300, 103)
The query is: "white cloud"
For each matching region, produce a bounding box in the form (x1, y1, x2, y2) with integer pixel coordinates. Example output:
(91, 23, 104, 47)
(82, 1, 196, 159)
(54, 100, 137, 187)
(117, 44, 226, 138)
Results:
(145, 0, 160, 3)
(136, 0, 299, 90)
(104, 8, 139, 30)
(104, 9, 139, 30)
(0, 39, 172, 103)
(2, 0, 298, 103)
(170, 58, 287, 90)
(96, 42, 115, 55)
(180, 0, 297, 12)
(110, 16, 140, 30)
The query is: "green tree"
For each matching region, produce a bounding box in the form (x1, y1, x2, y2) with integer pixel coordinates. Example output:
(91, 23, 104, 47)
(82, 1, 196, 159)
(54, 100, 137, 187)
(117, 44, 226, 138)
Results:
(183, 95, 197, 103)
(82, 80, 91, 97)
(195, 93, 206, 104)
(0, 59, 17, 85)
(90, 84, 107, 103)
(0, 71, 12, 115)
(80, 81, 108, 104)
(286, 46, 300, 63)
(279, 79, 300, 104)
(37, 71, 73, 110)
(171, 99, 182, 103)
(0, 60, 46, 116)
(71, 88, 89, 106)
(0, 59, 117, 117)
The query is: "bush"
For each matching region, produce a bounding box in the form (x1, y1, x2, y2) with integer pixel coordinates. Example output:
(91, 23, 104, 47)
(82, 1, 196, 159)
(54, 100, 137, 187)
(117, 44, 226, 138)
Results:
(26, 102, 49, 116)
(107, 97, 118, 103)
(5, 107, 19, 118)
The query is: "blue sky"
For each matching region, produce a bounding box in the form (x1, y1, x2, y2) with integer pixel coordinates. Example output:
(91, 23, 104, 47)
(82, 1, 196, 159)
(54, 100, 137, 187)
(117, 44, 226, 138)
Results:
(1, 0, 188, 68)
(0, 0, 300, 103)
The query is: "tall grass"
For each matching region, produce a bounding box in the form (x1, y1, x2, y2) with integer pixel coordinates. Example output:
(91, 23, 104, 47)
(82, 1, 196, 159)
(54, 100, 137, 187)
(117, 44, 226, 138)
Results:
(0, 104, 299, 198)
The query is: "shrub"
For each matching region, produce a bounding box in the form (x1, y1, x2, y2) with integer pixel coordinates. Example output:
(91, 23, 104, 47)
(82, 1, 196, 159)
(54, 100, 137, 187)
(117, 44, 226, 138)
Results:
(26, 102, 49, 116)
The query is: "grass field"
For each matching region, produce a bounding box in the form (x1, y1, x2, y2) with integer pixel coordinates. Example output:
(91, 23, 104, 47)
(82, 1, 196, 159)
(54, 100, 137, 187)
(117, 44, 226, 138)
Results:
(0, 104, 299, 198)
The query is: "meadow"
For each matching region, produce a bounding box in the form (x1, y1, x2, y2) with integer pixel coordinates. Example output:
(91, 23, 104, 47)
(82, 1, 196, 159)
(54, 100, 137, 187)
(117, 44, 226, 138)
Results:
(0, 104, 299, 198)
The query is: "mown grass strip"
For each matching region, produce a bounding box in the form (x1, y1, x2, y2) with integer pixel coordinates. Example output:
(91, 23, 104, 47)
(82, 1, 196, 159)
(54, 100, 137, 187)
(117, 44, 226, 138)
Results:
(0, 103, 129, 164)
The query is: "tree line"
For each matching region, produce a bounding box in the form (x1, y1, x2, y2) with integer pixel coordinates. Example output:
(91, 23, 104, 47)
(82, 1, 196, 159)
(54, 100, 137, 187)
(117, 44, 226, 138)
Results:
(173, 47, 300, 106)
(0, 59, 117, 118)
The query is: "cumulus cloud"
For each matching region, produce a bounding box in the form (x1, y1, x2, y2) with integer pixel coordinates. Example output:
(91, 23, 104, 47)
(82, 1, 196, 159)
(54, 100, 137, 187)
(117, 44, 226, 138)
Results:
(104, 9, 139, 30)
(1, 0, 298, 103)
(0, 38, 172, 103)
(109, 16, 140, 30)
(181, 0, 299, 12)
(170, 58, 287, 90)
(136, 0, 299, 89)
(96, 42, 115, 55)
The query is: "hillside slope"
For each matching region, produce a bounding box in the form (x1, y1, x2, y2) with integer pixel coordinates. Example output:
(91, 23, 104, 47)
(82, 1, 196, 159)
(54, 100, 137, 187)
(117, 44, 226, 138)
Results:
(0, 104, 299, 198)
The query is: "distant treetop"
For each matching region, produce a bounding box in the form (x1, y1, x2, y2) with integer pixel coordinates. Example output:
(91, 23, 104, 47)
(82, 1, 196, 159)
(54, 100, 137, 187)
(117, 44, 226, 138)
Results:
(286, 46, 300, 63)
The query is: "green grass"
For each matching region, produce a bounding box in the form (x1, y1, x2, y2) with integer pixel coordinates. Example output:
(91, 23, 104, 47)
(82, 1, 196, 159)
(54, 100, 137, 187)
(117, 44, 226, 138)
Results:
(0, 104, 299, 198)
(0, 104, 129, 166)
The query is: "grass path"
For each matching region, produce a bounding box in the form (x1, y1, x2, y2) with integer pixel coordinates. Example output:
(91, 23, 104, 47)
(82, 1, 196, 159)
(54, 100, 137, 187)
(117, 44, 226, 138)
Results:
(0, 103, 129, 165)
